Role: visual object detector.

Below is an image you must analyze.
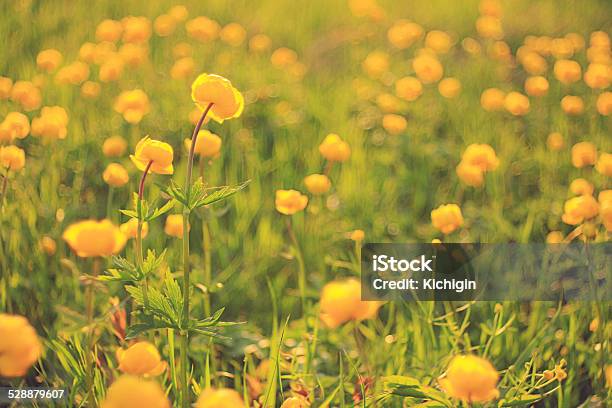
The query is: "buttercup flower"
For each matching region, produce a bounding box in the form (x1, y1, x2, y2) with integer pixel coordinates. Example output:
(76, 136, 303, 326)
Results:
(0, 314, 42, 377)
(461, 144, 500, 171)
(63, 219, 127, 257)
(249, 34, 272, 53)
(597, 92, 612, 116)
(382, 114, 407, 135)
(561, 195, 599, 225)
(596, 152, 612, 176)
(280, 397, 309, 408)
(387, 20, 423, 49)
(55, 61, 90, 85)
(349, 229, 365, 242)
(100, 375, 170, 408)
(173, 42, 193, 58)
(40, 236, 57, 256)
(0, 145, 26, 171)
(480, 88, 506, 111)
(438, 77, 461, 98)
(304, 174, 331, 195)
(165, 214, 189, 238)
(476, 16, 503, 39)
(569, 178, 594, 196)
(438, 355, 499, 403)
(191, 73, 244, 123)
(413, 53, 443, 83)
(431, 204, 464, 234)
(116, 341, 167, 377)
(524, 76, 549, 97)
(1, 112, 29, 141)
(184, 130, 222, 158)
(600, 191, 612, 231)
(114, 89, 150, 124)
(81, 81, 101, 98)
(504, 91, 530, 116)
(99, 56, 125, 82)
(119, 43, 148, 67)
(171, 57, 195, 80)
(456, 161, 485, 187)
(561, 95, 584, 115)
(571, 142, 597, 168)
(319, 278, 382, 328)
(130, 136, 174, 175)
(271, 47, 298, 68)
(547, 132, 564, 151)
(554, 59, 582, 84)
(520, 51, 547, 75)
(584, 63, 610, 89)
(96, 19, 123, 42)
(546, 231, 564, 244)
(395, 76, 423, 101)
(275, 189, 308, 215)
(103, 136, 128, 157)
(121, 218, 149, 239)
(122, 16, 152, 43)
(0, 76, 12, 99)
(319, 133, 351, 162)
(31, 106, 69, 141)
(36, 49, 63, 72)
(186, 16, 220, 42)
(103, 163, 129, 187)
(362, 51, 389, 79)
(220, 22, 247, 47)
(10, 81, 41, 111)
(154, 14, 176, 37)
(195, 387, 246, 408)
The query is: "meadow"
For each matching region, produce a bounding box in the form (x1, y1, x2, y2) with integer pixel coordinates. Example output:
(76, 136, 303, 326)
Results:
(0, 0, 611, 406)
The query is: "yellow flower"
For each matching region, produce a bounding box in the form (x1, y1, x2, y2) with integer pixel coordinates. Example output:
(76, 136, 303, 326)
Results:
(431, 204, 464, 234)
(103, 136, 128, 157)
(349, 229, 365, 242)
(425, 30, 453, 54)
(99, 56, 125, 82)
(547, 132, 564, 151)
(438, 355, 499, 403)
(438, 77, 461, 99)
(280, 396, 309, 408)
(382, 114, 407, 135)
(186, 16, 219, 42)
(597, 92, 612, 116)
(271, 47, 298, 68)
(119, 43, 148, 67)
(249, 34, 272, 53)
(376, 93, 400, 113)
(456, 161, 484, 187)
(387, 20, 423, 49)
(63, 219, 127, 257)
(275, 189, 308, 215)
(96, 19, 123, 42)
(10, 81, 41, 111)
(504, 92, 530, 116)
(1, 112, 29, 141)
(319, 278, 382, 328)
(546, 231, 564, 244)
(362, 51, 389, 79)
(554, 59, 582, 84)
(476, 16, 503, 39)
(116, 341, 167, 377)
(220, 22, 247, 47)
(0, 145, 26, 171)
(130, 137, 174, 175)
(0, 76, 12, 99)
(596, 152, 612, 176)
(184, 130, 222, 158)
(461, 143, 500, 172)
(31, 106, 69, 141)
(121, 218, 149, 239)
(195, 387, 246, 408)
(191, 73, 244, 123)
(0, 314, 42, 377)
(170, 57, 195, 80)
(480, 88, 505, 111)
(173, 42, 192, 58)
(520, 51, 547, 75)
(103, 163, 129, 187)
(571, 142, 597, 168)
(304, 174, 331, 195)
(168, 5, 189, 22)
(569, 178, 594, 196)
(114, 89, 150, 124)
(606, 365, 612, 388)
(81, 81, 101, 99)
(413, 53, 443, 84)
(101, 375, 170, 408)
(122, 16, 152, 43)
(165, 214, 189, 238)
(561, 95, 584, 116)
(319, 133, 351, 162)
(561, 195, 599, 225)
(395, 76, 423, 101)
(40, 235, 57, 256)
(524, 76, 549, 97)
(55, 61, 90, 85)
(584, 63, 610, 89)
(154, 14, 176, 37)
(36, 49, 63, 72)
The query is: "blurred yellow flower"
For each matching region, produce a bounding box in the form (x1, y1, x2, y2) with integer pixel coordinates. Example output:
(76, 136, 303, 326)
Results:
(438, 77, 461, 99)
(480, 88, 506, 111)
(186, 16, 220, 42)
(121, 218, 149, 240)
(271, 47, 298, 68)
(413, 53, 443, 84)
(547, 132, 564, 151)
(584, 63, 610, 89)
(571, 142, 597, 168)
(220, 22, 247, 47)
(100, 375, 170, 408)
(0, 76, 12, 99)
(191, 73, 244, 123)
(168, 5, 189, 22)
(165, 214, 188, 238)
(376, 93, 400, 113)
(249, 34, 272, 53)
(130, 136, 174, 175)
(184, 130, 222, 158)
(0, 314, 42, 377)
(395, 76, 423, 101)
(425, 30, 453, 54)
(10, 81, 42, 111)
(520, 51, 547, 75)
(596, 152, 612, 176)
(438, 355, 499, 403)
(546, 231, 564, 244)
(63, 219, 126, 257)
(456, 161, 484, 187)
(114, 89, 150, 124)
(280, 396, 309, 408)
(195, 387, 246, 408)
(173, 42, 193, 58)
(103, 163, 129, 187)
(103, 136, 128, 157)
(596, 92, 612, 116)
(462, 143, 500, 171)
(553, 59, 582, 84)
(154, 14, 176, 37)
(569, 178, 594, 196)
(479, 0, 502, 17)
(524, 76, 549, 97)
(275, 189, 308, 215)
(0, 145, 26, 171)
(119, 43, 148, 67)
(36, 49, 63, 72)
(96, 19, 123, 42)
(319, 278, 382, 328)
(431, 204, 464, 234)
(117, 341, 167, 377)
(40, 235, 57, 256)
(382, 114, 407, 135)
(122, 16, 152, 44)
(1, 112, 30, 141)
(81, 81, 101, 99)
(55, 61, 90, 85)
(362, 51, 389, 79)
(304, 174, 332, 195)
(99, 56, 124, 82)
(476, 16, 503, 39)
(504, 91, 530, 116)
(31, 106, 69, 141)
(349, 229, 365, 242)
(319, 133, 351, 162)
(560, 95, 584, 116)
(561, 195, 599, 225)
(170, 57, 195, 80)
(600, 192, 612, 232)
(387, 20, 423, 49)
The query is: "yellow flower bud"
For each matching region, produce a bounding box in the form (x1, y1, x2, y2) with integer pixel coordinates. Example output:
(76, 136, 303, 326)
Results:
(220, 23, 246, 47)
(103, 136, 128, 158)
(554, 59, 582, 84)
(524, 76, 549, 97)
(480, 88, 506, 111)
(304, 174, 331, 195)
(547, 132, 564, 151)
(40, 235, 57, 256)
(395, 76, 423, 101)
(596, 152, 612, 176)
(103, 163, 129, 187)
(62, 219, 127, 257)
(504, 91, 530, 116)
(431, 204, 464, 234)
(275, 189, 308, 215)
(36, 49, 63, 72)
(561, 95, 584, 116)
(561, 195, 599, 225)
(114, 89, 150, 124)
(571, 142, 597, 168)
(569, 178, 594, 196)
(438, 355, 499, 403)
(96, 19, 123, 42)
(438, 77, 461, 99)
(362, 51, 389, 79)
(413, 53, 443, 84)
(122, 16, 152, 44)
(382, 114, 407, 135)
(319, 133, 351, 162)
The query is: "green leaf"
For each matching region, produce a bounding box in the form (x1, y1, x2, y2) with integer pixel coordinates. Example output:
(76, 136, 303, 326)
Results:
(498, 394, 543, 406)
(145, 199, 175, 221)
(193, 180, 250, 209)
(382, 376, 451, 406)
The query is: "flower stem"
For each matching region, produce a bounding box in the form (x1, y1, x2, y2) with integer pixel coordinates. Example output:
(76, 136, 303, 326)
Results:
(106, 187, 114, 221)
(0, 168, 10, 211)
(85, 258, 100, 408)
(137, 160, 153, 308)
(180, 102, 213, 408)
